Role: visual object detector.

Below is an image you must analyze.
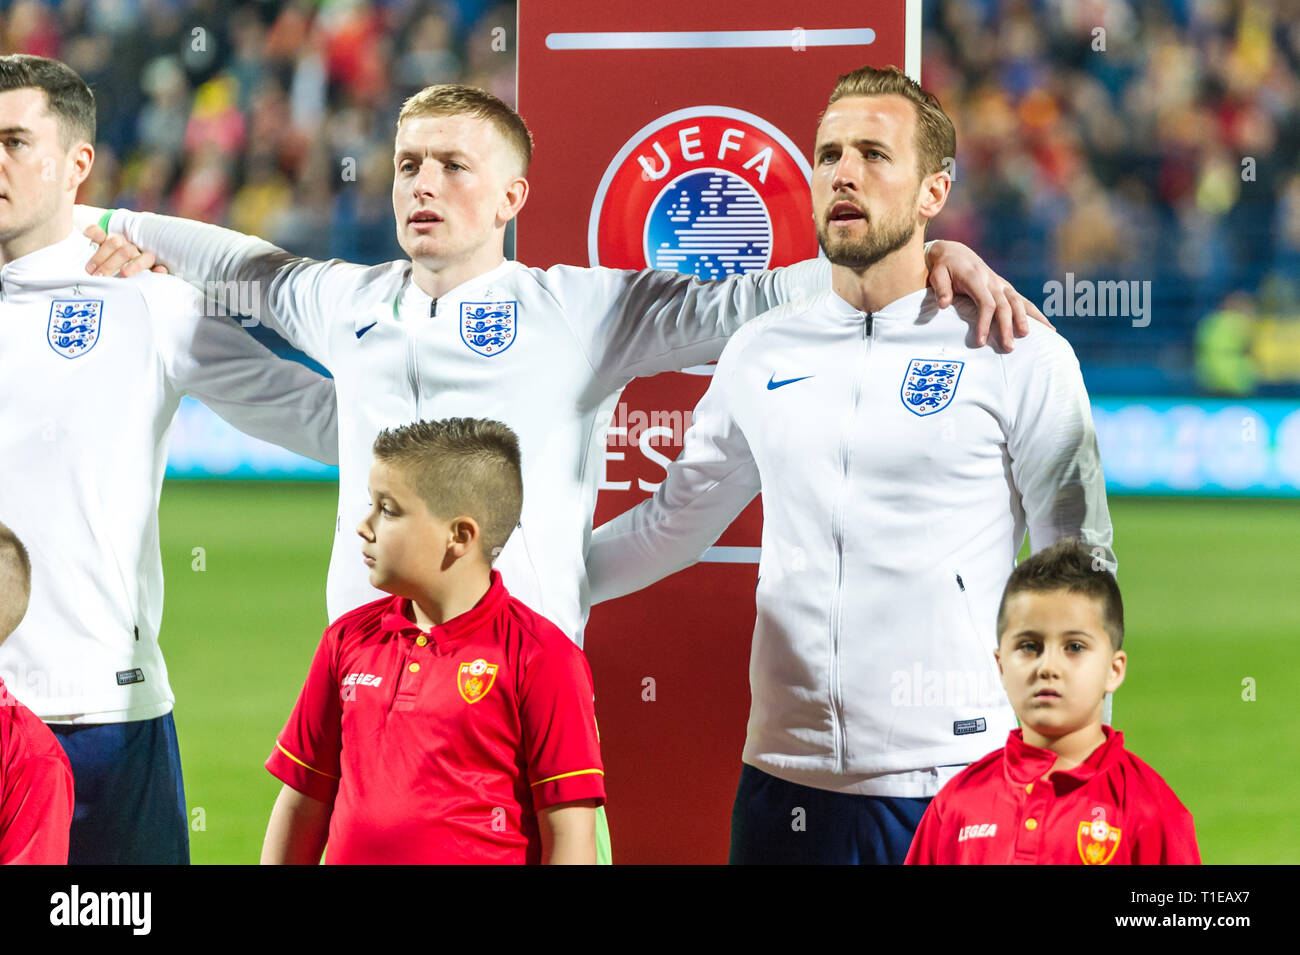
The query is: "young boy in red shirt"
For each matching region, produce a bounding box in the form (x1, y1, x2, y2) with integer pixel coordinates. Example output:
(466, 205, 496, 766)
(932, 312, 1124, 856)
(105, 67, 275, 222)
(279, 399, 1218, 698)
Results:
(906, 539, 1200, 865)
(0, 521, 75, 864)
(261, 419, 604, 864)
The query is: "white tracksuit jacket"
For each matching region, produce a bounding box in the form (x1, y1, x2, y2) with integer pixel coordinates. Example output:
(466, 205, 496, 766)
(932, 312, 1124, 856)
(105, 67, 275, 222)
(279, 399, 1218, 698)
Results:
(0, 232, 338, 721)
(108, 209, 826, 640)
(587, 287, 1115, 794)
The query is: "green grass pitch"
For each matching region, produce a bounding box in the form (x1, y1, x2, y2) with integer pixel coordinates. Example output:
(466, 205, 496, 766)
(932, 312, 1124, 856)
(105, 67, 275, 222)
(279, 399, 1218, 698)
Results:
(157, 482, 1300, 864)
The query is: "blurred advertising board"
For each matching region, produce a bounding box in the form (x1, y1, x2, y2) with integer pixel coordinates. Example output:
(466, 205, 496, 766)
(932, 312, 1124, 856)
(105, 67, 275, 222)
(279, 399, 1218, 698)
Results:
(165, 395, 1300, 497)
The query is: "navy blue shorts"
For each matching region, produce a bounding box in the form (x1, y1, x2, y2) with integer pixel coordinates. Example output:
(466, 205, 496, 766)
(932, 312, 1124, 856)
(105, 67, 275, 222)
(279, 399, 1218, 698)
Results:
(729, 763, 930, 865)
(49, 712, 190, 865)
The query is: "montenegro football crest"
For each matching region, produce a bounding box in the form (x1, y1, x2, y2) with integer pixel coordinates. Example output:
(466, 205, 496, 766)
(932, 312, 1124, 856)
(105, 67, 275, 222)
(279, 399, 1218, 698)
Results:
(1077, 819, 1122, 865)
(901, 359, 964, 416)
(47, 299, 103, 359)
(458, 658, 499, 704)
(589, 106, 816, 276)
(460, 302, 517, 357)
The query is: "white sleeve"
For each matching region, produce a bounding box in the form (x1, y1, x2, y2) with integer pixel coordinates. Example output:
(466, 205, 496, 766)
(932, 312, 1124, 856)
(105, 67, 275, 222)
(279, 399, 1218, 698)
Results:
(146, 275, 339, 465)
(1004, 329, 1115, 572)
(108, 209, 372, 365)
(586, 338, 761, 603)
(547, 257, 828, 388)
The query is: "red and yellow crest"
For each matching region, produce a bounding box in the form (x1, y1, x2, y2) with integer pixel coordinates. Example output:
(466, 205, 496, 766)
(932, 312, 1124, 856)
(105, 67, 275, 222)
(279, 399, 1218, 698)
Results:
(1077, 819, 1123, 865)
(458, 658, 499, 704)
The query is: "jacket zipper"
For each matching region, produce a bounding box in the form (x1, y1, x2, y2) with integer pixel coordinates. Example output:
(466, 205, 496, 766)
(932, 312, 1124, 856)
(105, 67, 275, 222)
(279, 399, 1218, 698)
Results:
(829, 310, 872, 772)
(405, 296, 436, 416)
(956, 569, 1002, 705)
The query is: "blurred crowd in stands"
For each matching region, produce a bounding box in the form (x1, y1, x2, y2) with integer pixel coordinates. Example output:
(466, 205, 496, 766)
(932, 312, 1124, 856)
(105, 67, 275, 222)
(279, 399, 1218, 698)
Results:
(7, 0, 514, 266)
(3, 0, 1296, 395)
(923, 0, 1300, 394)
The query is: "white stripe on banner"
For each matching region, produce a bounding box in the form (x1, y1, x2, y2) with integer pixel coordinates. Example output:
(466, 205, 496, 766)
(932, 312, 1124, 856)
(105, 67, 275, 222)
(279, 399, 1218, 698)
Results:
(701, 546, 761, 563)
(545, 29, 876, 51)
(905, 0, 923, 81)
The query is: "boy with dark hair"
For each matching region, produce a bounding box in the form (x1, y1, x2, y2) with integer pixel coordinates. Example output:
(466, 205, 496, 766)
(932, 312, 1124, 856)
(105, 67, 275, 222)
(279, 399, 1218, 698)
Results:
(0, 521, 74, 864)
(906, 540, 1200, 865)
(261, 418, 604, 864)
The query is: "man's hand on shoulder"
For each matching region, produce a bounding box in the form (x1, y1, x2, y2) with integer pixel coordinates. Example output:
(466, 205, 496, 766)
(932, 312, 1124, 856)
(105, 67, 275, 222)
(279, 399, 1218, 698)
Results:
(925, 239, 1053, 351)
(83, 223, 168, 278)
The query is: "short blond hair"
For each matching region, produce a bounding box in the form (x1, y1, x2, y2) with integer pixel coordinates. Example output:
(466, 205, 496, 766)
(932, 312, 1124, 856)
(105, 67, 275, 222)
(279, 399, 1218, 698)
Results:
(825, 65, 955, 180)
(397, 84, 533, 177)
(0, 521, 31, 643)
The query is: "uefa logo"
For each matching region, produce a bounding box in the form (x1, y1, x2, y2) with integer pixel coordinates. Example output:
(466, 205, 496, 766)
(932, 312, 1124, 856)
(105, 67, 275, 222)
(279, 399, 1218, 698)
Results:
(588, 106, 816, 277)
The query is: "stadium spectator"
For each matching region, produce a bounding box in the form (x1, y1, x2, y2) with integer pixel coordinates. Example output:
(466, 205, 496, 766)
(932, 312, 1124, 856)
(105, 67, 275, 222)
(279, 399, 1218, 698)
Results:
(1195, 291, 1259, 395)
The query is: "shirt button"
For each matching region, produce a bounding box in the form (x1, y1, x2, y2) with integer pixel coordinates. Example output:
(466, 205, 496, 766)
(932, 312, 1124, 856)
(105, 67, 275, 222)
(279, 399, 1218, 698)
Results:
(1025, 818, 1038, 830)
(408, 662, 420, 673)
(1025, 783, 1034, 794)
(415, 636, 428, 647)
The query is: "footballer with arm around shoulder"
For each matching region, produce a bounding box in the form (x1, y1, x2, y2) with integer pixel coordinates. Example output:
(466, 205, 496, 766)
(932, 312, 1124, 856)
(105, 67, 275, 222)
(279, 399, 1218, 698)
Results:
(73, 205, 376, 366)
(1002, 324, 1115, 570)
(142, 272, 339, 465)
(75, 202, 1046, 362)
(586, 331, 761, 604)
(554, 240, 1046, 391)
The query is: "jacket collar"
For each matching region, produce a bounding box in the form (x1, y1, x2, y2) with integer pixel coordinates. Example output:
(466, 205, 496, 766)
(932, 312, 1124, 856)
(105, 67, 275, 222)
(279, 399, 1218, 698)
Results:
(1, 230, 96, 284)
(399, 259, 518, 317)
(355, 259, 519, 336)
(1003, 725, 1124, 792)
(377, 570, 508, 652)
(825, 285, 936, 325)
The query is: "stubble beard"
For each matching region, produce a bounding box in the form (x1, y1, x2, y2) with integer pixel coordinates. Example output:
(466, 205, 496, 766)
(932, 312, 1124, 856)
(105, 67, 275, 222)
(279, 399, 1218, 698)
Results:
(816, 194, 919, 271)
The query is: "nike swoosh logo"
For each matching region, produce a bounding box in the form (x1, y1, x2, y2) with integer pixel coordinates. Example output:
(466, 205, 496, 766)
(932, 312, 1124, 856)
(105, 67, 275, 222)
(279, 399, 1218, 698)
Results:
(355, 322, 377, 340)
(767, 374, 814, 390)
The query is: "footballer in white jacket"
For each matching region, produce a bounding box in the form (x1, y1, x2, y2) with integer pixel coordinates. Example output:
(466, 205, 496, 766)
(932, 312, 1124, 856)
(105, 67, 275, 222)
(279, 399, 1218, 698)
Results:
(587, 68, 1115, 864)
(82, 82, 1040, 867)
(85, 86, 1035, 646)
(0, 56, 337, 864)
(0, 233, 338, 723)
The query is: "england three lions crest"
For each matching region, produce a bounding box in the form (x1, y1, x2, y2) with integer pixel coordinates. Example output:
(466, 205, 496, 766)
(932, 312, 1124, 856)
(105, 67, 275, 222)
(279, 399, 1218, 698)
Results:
(901, 359, 964, 416)
(48, 299, 103, 359)
(460, 301, 517, 357)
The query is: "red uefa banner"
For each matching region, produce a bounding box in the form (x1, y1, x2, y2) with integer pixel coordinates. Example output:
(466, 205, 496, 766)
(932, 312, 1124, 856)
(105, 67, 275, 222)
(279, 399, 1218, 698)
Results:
(518, 0, 919, 863)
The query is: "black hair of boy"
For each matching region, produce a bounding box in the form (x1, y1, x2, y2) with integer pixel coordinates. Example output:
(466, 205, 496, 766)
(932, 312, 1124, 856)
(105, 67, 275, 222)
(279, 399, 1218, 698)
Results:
(372, 418, 523, 561)
(995, 539, 1124, 650)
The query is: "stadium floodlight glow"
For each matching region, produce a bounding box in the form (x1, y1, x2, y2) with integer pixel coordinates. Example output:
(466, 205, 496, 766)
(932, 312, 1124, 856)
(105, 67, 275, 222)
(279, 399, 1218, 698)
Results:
(544, 29, 876, 50)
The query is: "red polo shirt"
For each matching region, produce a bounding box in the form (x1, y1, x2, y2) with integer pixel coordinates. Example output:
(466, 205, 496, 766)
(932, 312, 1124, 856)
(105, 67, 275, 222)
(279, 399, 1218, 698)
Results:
(0, 677, 74, 864)
(905, 726, 1200, 865)
(266, 571, 605, 864)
